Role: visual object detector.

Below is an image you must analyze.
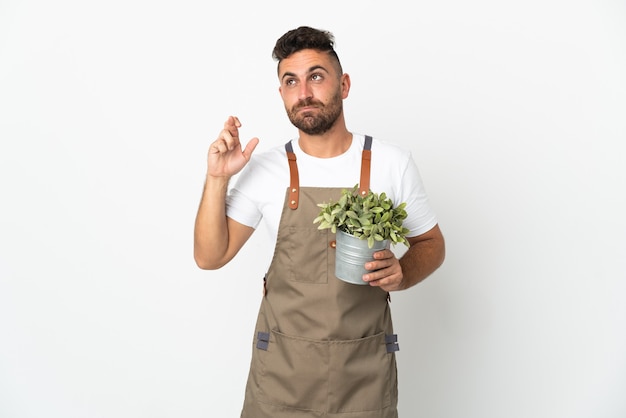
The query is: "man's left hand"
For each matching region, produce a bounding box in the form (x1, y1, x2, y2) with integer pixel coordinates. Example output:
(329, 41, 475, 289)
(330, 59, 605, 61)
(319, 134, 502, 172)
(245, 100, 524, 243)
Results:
(362, 249, 405, 291)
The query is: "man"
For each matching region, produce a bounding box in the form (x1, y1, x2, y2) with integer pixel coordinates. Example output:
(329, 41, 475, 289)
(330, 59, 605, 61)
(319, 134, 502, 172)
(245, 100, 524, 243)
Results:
(194, 26, 445, 418)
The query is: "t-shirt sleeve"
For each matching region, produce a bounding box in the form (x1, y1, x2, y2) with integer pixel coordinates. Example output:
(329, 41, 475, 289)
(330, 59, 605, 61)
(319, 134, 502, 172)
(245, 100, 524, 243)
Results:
(225, 158, 266, 229)
(225, 187, 262, 229)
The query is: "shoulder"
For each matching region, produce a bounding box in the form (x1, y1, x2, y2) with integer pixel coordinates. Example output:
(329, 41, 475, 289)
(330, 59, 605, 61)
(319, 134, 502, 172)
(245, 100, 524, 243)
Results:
(369, 136, 410, 157)
(242, 141, 290, 176)
(360, 135, 413, 169)
(250, 142, 288, 164)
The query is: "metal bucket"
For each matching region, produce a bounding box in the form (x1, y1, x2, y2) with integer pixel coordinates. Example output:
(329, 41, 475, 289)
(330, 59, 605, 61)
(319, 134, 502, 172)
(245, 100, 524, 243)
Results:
(335, 230, 390, 285)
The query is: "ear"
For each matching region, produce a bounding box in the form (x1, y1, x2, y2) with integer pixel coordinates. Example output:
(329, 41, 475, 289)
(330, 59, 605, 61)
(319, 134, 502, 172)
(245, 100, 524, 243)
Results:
(341, 73, 351, 99)
(278, 84, 286, 101)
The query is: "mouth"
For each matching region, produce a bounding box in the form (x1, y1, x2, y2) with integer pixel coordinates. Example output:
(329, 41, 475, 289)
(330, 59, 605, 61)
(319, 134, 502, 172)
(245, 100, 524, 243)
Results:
(295, 99, 321, 113)
(296, 105, 319, 114)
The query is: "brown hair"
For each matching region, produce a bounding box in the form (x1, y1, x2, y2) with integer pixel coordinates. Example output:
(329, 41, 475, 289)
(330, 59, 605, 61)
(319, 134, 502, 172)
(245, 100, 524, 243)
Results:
(272, 26, 343, 74)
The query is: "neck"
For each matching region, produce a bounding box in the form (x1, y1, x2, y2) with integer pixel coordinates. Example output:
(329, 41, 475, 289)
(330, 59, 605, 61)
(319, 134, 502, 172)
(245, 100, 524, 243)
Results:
(297, 121, 352, 158)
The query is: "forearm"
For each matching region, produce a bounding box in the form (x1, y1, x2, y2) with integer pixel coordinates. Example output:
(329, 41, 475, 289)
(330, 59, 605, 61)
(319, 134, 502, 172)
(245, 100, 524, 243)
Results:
(397, 225, 446, 290)
(193, 175, 231, 269)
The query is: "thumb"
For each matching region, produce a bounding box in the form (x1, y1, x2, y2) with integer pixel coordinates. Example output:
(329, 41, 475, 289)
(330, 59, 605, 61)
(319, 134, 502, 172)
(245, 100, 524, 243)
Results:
(242, 137, 260, 161)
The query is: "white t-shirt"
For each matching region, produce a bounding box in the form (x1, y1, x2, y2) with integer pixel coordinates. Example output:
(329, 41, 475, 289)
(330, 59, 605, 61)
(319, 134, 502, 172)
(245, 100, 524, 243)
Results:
(226, 133, 438, 247)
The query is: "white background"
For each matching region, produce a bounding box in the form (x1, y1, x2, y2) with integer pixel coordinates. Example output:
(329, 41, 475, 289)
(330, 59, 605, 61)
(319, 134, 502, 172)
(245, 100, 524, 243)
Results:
(1, 1, 625, 417)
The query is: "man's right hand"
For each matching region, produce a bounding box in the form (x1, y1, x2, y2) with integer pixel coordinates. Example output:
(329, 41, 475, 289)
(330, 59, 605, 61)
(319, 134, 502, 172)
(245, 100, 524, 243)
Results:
(208, 116, 259, 178)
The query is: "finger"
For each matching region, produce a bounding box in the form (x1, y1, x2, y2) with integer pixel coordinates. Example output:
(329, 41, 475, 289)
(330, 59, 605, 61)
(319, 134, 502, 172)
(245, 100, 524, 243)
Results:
(365, 274, 390, 287)
(216, 126, 241, 151)
(242, 137, 260, 160)
(224, 115, 241, 128)
(365, 257, 393, 272)
(368, 273, 402, 290)
(372, 249, 393, 260)
(210, 138, 229, 154)
(224, 116, 242, 139)
(224, 115, 241, 127)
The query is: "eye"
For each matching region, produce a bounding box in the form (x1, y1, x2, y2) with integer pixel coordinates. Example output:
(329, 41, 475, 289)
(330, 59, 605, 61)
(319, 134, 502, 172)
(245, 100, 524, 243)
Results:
(284, 78, 297, 87)
(311, 73, 323, 82)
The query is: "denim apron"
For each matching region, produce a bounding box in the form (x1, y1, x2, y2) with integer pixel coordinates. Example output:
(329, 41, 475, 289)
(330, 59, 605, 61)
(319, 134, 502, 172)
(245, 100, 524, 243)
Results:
(240, 136, 399, 417)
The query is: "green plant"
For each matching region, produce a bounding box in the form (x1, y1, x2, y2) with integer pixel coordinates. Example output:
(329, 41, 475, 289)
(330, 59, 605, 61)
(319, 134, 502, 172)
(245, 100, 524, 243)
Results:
(313, 184, 411, 248)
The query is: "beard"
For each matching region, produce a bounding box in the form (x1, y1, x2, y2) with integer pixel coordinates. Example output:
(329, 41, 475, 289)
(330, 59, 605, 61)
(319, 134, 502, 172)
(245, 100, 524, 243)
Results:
(285, 89, 343, 135)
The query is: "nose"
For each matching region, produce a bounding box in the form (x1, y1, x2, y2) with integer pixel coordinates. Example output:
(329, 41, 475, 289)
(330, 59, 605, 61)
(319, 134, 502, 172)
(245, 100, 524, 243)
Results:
(298, 81, 313, 101)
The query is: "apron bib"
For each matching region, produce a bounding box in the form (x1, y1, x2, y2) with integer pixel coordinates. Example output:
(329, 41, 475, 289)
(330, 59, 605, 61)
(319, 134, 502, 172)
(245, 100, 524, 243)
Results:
(241, 137, 399, 418)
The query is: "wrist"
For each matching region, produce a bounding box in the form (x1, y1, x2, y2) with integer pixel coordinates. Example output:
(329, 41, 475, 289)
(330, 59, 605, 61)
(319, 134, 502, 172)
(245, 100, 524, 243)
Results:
(204, 173, 230, 191)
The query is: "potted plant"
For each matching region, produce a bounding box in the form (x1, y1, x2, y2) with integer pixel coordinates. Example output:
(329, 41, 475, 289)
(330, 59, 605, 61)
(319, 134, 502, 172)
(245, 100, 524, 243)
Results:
(313, 184, 410, 285)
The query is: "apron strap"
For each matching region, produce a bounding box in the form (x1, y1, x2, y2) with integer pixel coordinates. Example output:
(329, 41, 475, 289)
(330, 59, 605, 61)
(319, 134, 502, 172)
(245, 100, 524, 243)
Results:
(285, 136, 373, 209)
(285, 141, 299, 210)
(359, 135, 373, 196)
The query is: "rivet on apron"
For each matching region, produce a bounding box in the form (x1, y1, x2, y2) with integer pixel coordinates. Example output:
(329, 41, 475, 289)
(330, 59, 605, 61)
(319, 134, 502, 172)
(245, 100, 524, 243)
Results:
(330, 240, 336, 248)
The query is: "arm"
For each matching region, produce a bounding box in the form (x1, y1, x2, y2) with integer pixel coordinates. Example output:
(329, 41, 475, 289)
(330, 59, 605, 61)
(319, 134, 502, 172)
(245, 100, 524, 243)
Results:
(193, 116, 259, 270)
(363, 224, 445, 291)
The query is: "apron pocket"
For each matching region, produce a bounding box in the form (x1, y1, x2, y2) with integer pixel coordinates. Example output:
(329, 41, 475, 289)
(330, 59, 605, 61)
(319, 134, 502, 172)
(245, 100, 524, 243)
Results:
(257, 330, 329, 411)
(255, 330, 394, 414)
(328, 331, 393, 413)
(285, 227, 330, 284)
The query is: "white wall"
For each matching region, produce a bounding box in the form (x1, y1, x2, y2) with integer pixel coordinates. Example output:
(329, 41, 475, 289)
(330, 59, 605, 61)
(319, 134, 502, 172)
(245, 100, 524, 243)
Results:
(1, 1, 625, 417)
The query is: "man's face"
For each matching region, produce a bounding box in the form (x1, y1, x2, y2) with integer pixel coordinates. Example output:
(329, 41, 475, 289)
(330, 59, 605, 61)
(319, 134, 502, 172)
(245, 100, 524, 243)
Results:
(278, 49, 349, 135)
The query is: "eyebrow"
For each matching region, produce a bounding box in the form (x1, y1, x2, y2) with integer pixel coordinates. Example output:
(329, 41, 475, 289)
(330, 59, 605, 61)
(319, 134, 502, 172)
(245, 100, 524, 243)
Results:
(280, 65, 329, 81)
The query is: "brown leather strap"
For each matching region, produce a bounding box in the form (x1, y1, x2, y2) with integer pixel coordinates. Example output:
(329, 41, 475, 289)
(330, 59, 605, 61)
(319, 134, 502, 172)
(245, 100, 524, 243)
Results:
(286, 136, 372, 207)
(359, 135, 373, 196)
(285, 142, 299, 210)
